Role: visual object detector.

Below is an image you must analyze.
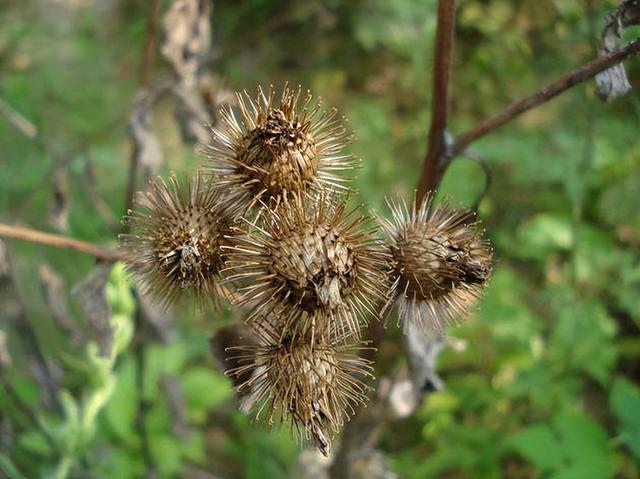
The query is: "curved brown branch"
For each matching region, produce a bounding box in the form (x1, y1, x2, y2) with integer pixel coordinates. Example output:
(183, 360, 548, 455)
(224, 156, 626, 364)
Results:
(452, 37, 640, 155)
(0, 224, 126, 261)
(416, 0, 456, 205)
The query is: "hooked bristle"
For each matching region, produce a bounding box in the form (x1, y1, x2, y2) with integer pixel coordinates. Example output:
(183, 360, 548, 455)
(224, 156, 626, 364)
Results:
(120, 172, 231, 310)
(199, 84, 358, 218)
(222, 193, 390, 340)
(377, 194, 493, 334)
(226, 321, 372, 457)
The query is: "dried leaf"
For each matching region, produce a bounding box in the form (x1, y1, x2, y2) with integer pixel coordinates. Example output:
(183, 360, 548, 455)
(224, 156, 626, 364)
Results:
(71, 262, 113, 356)
(129, 91, 163, 176)
(47, 165, 69, 232)
(38, 263, 85, 345)
(596, 0, 640, 101)
(403, 321, 446, 410)
(161, 0, 212, 87)
(0, 330, 11, 368)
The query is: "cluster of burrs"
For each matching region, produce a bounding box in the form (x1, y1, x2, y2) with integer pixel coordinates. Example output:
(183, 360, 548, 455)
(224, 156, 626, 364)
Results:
(120, 85, 493, 456)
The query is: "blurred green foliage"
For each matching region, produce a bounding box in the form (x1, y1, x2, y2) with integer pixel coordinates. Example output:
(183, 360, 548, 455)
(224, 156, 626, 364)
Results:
(1, 0, 639, 478)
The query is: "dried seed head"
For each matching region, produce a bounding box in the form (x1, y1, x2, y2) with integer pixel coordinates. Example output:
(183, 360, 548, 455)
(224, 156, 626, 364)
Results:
(223, 194, 389, 339)
(120, 172, 230, 309)
(378, 195, 492, 334)
(200, 85, 357, 218)
(228, 323, 372, 456)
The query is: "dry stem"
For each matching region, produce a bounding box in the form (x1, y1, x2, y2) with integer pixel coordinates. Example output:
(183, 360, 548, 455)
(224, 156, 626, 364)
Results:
(0, 224, 127, 261)
(416, 0, 456, 205)
(452, 37, 640, 155)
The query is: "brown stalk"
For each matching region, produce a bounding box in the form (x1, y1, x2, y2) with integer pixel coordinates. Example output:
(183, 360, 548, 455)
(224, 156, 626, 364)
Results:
(415, 0, 456, 205)
(0, 224, 127, 262)
(332, 3, 458, 477)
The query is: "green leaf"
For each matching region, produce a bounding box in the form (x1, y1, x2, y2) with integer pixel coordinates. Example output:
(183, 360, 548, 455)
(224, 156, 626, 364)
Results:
(511, 424, 562, 470)
(517, 214, 573, 258)
(18, 431, 52, 456)
(0, 454, 28, 479)
(610, 377, 640, 460)
(181, 368, 232, 424)
(511, 413, 614, 479)
(103, 358, 138, 447)
(143, 342, 190, 400)
(149, 435, 182, 477)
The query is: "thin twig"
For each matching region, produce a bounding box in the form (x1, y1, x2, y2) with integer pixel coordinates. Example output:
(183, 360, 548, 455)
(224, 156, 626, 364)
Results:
(416, 0, 457, 205)
(0, 97, 38, 140)
(452, 37, 640, 155)
(0, 224, 127, 261)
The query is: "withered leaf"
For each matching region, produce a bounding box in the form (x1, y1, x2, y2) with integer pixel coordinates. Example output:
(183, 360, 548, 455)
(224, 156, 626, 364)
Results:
(47, 165, 70, 233)
(403, 321, 445, 410)
(38, 263, 85, 345)
(71, 262, 113, 357)
(129, 91, 163, 176)
(596, 0, 640, 101)
(161, 0, 212, 87)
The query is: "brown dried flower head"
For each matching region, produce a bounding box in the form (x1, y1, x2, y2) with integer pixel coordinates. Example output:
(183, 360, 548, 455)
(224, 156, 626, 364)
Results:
(378, 195, 492, 334)
(120, 172, 229, 309)
(222, 194, 389, 339)
(201, 84, 357, 217)
(228, 322, 372, 456)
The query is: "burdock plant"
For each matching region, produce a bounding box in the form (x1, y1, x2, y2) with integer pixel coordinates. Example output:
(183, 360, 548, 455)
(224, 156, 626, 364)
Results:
(200, 84, 357, 218)
(121, 172, 232, 310)
(121, 85, 493, 456)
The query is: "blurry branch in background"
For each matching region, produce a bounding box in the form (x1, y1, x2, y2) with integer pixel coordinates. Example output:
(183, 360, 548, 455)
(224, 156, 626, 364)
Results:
(0, 97, 38, 140)
(451, 37, 640, 157)
(0, 224, 127, 262)
(0, 241, 63, 416)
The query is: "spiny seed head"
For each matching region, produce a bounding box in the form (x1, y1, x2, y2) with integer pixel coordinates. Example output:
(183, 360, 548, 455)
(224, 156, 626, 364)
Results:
(120, 172, 230, 310)
(377, 195, 492, 334)
(200, 84, 357, 218)
(227, 322, 372, 456)
(222, 194, 389, 340)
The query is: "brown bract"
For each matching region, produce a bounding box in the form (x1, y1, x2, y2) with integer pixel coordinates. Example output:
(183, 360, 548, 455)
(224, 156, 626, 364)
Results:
(120, 172, 230, 310)
(377, 195, 492, 334)
(222, 194, 389, 340)
(227, 321, 372, 457)
(200, 85, 357, 218)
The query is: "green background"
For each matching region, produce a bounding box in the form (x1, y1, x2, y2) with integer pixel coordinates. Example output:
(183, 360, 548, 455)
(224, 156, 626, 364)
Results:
(0, 0, 639, 477)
